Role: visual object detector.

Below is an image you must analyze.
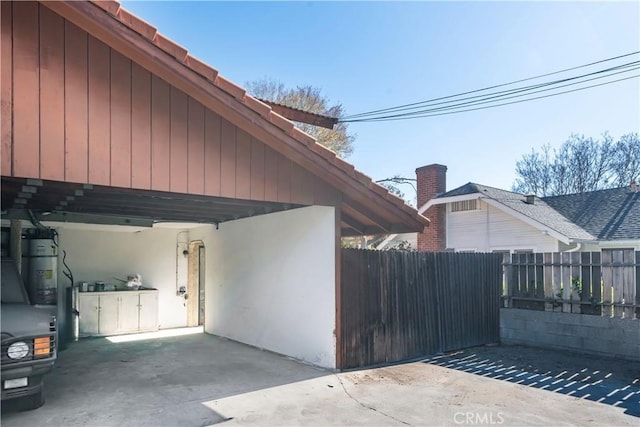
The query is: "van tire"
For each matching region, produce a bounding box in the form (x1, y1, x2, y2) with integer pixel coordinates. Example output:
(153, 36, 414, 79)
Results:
(20, 388, 44, 411)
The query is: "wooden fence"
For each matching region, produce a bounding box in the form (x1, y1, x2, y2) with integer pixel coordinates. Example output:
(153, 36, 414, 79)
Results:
(340, 249, 503, 369)
(503, 249, 640, 319)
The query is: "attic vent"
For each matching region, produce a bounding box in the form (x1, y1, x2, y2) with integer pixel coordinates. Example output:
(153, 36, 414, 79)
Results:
(525, 195, 535, 205)
(451, 200, 478, 212)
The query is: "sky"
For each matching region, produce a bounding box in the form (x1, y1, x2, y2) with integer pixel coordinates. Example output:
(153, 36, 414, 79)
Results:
(121, 0, 639, 202)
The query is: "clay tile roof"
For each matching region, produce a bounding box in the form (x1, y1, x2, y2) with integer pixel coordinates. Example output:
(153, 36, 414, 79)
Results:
(185, 55, 218, 82)
(153, 33, 188, 62)
(92, 0, 119, 16)
(116, 8, 156, 41)
(53, 0, 429, 235)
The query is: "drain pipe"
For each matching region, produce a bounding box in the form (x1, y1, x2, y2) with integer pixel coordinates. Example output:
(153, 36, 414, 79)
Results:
(566, 243, 582, 252)
(176, 231, 189, 297)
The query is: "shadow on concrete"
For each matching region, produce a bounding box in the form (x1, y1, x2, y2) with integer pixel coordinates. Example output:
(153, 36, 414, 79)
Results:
(1, 332, 328, 426)
(423, 345, 640, 418)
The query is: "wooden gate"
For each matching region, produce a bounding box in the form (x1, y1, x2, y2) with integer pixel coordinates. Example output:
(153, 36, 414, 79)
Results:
(340, 249, 503, 369)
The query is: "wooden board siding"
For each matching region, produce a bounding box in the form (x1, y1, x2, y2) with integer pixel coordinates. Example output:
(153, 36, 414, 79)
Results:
(64, 21, 89, 183)
(110, 49, 132, 188)
(2, 2, 336, 206)
(235, 129, 252, 200)
(263, 146, 279, 202)
(39, 6, 65, 181)
(150, 75, 171, 191)
(87, 35, 111, 186)
(1, 1, 12, 176)
(203, 109, 221, 196)
(219, 118, 237, 198)
(131, 63, 152, 189)
(187, 97, 205, 195)
(249, 139, 265, 200)
(169, 86, 189, 193)
(12, 1, 40, 178)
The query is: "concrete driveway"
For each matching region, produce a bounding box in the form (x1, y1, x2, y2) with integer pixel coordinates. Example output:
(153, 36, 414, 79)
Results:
(1, 330, 327, 426)
(2, 331, 638, 426)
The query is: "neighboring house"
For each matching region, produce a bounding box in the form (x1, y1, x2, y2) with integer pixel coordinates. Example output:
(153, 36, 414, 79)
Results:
(379, 164, 640, 253)
(1, 0, 428, 370)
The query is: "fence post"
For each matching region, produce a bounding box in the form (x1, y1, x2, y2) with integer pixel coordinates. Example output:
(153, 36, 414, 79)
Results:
(561, 252, 572, 313)
(543, 253, 553, 311)
(635, 251, 640, 319)
(502, 252, 511, 308)
(622, 249, 634, 319)
(612, 250, 624, 318)
(570, 252, 581, 314)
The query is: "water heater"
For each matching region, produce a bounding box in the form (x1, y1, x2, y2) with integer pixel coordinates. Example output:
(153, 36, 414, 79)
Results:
(28, 239, 58, 305)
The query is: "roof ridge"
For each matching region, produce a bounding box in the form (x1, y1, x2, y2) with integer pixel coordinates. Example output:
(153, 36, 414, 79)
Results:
(86, 0, 421, 220)
(470, 182, 530, 197)
(541, 186, 630, 200)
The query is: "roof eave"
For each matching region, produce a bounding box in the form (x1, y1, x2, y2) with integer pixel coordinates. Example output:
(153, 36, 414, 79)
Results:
(418, 193, 482, 215)
(41, 0, 426, 235)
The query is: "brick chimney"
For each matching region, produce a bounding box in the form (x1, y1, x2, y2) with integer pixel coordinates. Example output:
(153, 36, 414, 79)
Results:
(416, 164, 447, 252)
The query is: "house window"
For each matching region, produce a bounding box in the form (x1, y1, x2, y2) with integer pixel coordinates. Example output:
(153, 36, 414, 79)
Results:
(451, 199, 478, 212)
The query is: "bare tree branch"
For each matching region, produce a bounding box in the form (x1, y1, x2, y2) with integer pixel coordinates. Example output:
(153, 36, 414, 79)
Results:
(512, 132, 640, 196)
(246, 78, 355, 158)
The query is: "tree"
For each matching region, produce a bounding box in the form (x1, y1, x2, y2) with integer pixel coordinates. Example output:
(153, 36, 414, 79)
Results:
(512, 132, 640, 196)
(613, 133, 640, 187)
(246, 79, 355, 158)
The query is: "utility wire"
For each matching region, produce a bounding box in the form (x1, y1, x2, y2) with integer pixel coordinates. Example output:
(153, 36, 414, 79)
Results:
(340, 51, 640, 121)
(342, 74, 639, 123)
(341, 62, 639, 122)
(344, 61, 639, 120)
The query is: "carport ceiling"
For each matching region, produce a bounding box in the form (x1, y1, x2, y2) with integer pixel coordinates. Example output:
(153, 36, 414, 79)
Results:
(1, 177, 302, 227)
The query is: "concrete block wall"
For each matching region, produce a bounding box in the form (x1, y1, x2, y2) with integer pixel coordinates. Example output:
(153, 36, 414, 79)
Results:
(500, 308, 640, 361)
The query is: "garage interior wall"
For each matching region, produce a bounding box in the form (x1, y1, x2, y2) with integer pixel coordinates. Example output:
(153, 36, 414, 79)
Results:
(56, 226, 189, 329)
(190, 206, 337, 369)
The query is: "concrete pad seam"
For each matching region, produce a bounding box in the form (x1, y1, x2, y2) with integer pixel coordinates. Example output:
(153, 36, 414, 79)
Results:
(334, 373, 411, 426)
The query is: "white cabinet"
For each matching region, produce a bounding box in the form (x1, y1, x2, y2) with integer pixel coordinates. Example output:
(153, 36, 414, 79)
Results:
(138, 292, 159, 331)
(78, 290, 158, 336)
(119, 292, 141, 333)
(99, 293, 120, 334)
(78, 294, 99, 335)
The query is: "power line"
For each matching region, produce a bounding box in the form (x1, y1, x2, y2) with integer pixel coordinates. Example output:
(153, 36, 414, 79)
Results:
(342, 51, 639, 119)
(340, 51, 640, 122)
(344, 61, 639, 120)
(340, 62, 639, 122)
(342, 74, 639, 123)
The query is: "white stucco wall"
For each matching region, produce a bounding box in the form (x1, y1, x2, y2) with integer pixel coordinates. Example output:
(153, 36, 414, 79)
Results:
(190, 206, 337, 369)
(447, 200, 559, 252)
(56, 226, 188, 329)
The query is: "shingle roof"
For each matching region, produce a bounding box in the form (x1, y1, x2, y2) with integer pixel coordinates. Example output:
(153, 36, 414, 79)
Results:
(542, 187, 640, 240)
(437, 183, 596, 241)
